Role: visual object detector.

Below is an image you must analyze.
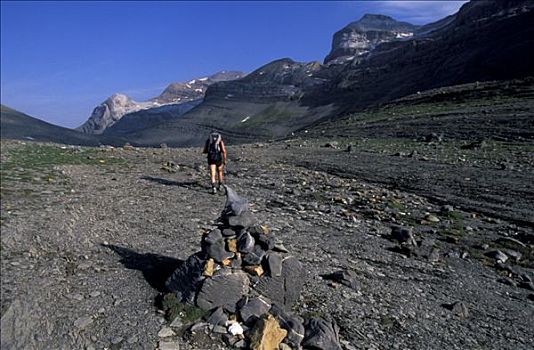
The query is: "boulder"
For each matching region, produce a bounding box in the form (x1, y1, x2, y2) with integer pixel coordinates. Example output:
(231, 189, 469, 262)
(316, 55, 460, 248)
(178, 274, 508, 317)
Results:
(207, 307, 228, 326)
(266, 253, 283, 277)
(202, 229, 234, 263)
(254, 256, 305, 309)
(270, 304, 305, 348)
(243, 245, 267, 266)
(222, 186, 249, 218)
(485, 250, 508, 263)
(239, 297, 272, 325)
(302, 317, 342, 350)
(228, 211, 259, 228)
(322, 269, 360, 290)
(196, 270, 250, 312)
(391, 226, 417, 246)
(165, 253, 205, 303)
(237, 231, 255, 253)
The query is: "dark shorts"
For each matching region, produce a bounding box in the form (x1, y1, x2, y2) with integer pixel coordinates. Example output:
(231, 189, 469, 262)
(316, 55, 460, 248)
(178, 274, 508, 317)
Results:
(208, 155, 223, 166)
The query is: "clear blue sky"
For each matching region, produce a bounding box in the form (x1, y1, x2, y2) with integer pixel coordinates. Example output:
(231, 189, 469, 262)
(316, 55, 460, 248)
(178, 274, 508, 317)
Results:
(1, 1, 467, 128)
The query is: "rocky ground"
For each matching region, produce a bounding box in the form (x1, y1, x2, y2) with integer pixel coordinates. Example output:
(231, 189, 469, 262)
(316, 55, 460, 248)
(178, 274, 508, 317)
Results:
(1, 129, 533, 349)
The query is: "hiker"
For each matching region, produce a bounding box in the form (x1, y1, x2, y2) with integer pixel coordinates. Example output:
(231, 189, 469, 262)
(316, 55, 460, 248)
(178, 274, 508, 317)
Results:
(203, 131, 227, 193)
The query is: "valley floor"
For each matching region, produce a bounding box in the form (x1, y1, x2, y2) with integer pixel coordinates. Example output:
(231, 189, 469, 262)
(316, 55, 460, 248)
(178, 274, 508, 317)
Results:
(1, 139, 533, 349)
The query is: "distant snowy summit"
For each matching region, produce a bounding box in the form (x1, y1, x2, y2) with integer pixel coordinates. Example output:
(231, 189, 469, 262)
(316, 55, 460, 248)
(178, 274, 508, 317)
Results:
(77, 71, 245, 134)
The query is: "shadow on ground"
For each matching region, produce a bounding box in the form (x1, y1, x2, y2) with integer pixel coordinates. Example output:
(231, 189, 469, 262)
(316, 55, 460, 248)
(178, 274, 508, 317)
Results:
(141, 176, 205, 190)
(104, 244, 183, 292)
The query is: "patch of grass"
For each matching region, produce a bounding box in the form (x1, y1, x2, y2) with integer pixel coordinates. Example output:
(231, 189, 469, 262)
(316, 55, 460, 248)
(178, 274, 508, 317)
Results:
(1, 144, 126, 172)
(161, 293, 208, 324)
(387, 199, 405, 211)
(442, 211, 465, 238)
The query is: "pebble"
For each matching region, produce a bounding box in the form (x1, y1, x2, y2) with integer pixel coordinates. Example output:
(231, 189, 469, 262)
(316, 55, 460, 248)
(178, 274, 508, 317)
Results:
(127, 335, 139, 344)
(110, 336, 123, 344)
(74, 316, 93, 330)
(89, 291, 101, 298)
(159, 341, 180, 350)
(158, 326, 176, 338)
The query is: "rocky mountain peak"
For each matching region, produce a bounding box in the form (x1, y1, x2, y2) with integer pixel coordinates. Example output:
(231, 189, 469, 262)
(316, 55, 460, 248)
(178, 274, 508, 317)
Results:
(107, 93, 133, 106)
(348, 14, 418, 32)
(324, 13, 419, 65)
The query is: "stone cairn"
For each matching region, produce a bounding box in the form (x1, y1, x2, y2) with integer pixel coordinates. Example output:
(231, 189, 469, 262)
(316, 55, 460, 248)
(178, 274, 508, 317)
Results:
(165, 186, 327, 349)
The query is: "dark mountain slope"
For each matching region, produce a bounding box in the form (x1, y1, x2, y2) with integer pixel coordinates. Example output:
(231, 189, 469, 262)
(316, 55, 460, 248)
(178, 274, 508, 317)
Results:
(0, 105, 120, 146)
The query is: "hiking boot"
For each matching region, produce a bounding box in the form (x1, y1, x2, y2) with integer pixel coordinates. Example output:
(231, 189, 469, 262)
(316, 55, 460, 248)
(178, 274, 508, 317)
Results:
(212, 186, 217, 194)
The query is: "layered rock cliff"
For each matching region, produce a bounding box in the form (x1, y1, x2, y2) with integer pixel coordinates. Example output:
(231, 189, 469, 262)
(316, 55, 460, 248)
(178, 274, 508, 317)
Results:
(324, 14, 419, 65)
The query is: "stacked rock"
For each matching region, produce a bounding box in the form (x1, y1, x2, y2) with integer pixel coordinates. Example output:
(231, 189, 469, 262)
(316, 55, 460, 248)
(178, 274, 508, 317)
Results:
(165, 186, 307, 349)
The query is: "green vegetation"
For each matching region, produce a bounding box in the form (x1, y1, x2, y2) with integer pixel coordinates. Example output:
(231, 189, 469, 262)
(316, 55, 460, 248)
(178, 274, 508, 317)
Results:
(442, 211, 465, 239)
(0, 142, 128, 224)
(161, 293, 207, 324)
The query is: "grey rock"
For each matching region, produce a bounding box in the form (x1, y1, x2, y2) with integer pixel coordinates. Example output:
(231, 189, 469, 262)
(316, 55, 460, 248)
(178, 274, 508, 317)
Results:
(228, 211, 258, 229)
(222, 186, 248, 218)
(203, 229, 223, 245)
(237, 231, 255, 253)
(266, 253, 283, 277)
(302, 317, 342, 350)
(391, 226, 416, 246)
(253, 256, 305, 309)
(322, 269, 360, 290)
(504, 249, 522, 262)
(485, 250, 508, 263)
(165, 253, 206, 303)
(189, 322, 210, 332)
(238, 296, 271, 325)
(222, 228, 237, 237)
(196, 270, 250, 312)
(256, 233, 276, 251)
(273, 242, 290, 253)
(158, 340, 180, 350)
(213, 325, 227, 334)
(170, 316, 183, 328)
(110, 336, 124, 345)
(74, 316, 93, 330)
(451, 301, 469, 319)
(242, 245, 267, 266)
(270, 304, 305, 348)
(202, 229, 234, 263)
(207, 307, 228, 326)
(158, 326, 175, 338)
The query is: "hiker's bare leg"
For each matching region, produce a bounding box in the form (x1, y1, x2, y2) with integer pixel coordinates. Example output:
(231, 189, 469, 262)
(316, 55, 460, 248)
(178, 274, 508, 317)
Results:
(209, 164, 217, 184)
(217, 164, 224, 185)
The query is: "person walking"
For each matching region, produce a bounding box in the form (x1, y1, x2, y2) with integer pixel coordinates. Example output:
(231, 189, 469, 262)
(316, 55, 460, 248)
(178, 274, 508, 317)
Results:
(203, 131, 227, 194)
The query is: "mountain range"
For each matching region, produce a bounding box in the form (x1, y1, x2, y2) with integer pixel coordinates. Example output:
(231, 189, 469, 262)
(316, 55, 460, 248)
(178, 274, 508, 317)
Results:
(2, 0, 533, 147)
(76, 71, 245, 134)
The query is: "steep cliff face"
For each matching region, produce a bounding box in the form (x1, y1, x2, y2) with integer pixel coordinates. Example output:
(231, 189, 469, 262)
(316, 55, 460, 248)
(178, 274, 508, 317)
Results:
(76, 94, 151, 134)
(324, 14, 419, 65)
(77, 71, 245, 134)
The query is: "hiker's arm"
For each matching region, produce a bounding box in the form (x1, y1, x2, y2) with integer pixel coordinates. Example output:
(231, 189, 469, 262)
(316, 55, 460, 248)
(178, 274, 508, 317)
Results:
(203, 140, 208, 154)
(221, 141, 227, 164)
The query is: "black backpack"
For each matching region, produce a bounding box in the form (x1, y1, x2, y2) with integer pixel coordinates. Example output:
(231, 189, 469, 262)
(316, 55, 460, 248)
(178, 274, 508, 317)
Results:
(208, 133, 222, 161)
